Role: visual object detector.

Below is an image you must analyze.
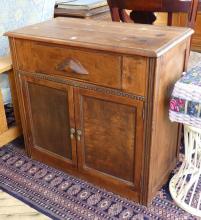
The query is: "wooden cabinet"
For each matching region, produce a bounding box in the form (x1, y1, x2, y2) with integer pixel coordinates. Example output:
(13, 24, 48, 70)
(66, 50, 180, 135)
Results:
(6, 17, 193, 205)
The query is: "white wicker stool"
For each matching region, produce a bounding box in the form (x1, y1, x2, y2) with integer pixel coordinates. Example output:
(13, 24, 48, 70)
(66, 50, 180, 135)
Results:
(169, 125, 201, 217)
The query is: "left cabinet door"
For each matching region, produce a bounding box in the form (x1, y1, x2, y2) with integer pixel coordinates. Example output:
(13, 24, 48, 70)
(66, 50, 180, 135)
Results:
(21, 74, 77, 170)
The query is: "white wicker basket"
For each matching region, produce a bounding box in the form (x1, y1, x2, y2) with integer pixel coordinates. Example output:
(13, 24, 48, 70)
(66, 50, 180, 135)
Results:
(169, 125, 201, 217)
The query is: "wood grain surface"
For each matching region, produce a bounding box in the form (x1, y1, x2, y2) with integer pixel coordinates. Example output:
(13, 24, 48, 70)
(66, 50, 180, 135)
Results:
(7, 18, 193, 205)
(5, 17, 193, 57)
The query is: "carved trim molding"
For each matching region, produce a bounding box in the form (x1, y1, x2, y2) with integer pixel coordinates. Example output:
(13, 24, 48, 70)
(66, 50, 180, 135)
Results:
(18, 71, 145, 101)
(140, 57, 156, 204)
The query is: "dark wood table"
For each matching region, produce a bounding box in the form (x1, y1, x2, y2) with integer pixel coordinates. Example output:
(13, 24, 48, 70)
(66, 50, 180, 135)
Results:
(108, 0, 201, 26)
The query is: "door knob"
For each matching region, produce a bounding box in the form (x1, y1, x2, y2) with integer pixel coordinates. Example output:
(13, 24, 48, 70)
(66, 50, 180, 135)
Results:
(77, 129, 82, 141)
(70, 128, 75, 140)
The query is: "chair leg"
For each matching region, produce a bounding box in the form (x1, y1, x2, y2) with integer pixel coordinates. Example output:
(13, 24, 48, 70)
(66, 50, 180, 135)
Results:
(167, 12, 173, 26)
(119, 9, 132, 23)
(188, 0, 199, 28)
(107, 0, 121, 21)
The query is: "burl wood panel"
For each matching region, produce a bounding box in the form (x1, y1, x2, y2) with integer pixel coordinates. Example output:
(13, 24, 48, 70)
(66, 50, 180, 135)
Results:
(83, 96, 135, 182)
(26, 82, 73, 160)
(14, 39, 121, 89)
(75, 88, 144, 192)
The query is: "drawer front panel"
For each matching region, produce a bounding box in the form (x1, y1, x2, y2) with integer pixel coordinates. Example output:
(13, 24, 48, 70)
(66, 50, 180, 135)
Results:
(15, 39, 122, 89)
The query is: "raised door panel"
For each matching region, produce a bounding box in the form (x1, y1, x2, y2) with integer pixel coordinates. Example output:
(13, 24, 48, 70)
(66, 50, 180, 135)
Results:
(74, 88, 144, 197)
(21, 75, 77, 169)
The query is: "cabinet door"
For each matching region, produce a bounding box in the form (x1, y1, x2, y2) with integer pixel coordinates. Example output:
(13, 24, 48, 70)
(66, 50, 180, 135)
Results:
(21, 75, 77, 169)
(74, 88, 144, 198)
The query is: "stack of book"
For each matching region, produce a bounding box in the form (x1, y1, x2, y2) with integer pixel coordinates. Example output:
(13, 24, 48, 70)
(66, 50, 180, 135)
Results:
(55, 0, 109, 19)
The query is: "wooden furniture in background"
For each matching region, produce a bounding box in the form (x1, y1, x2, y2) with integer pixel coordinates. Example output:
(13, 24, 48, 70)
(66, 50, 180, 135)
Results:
(155, 12, 201, 52)
(6, 17, 193, 205)
(107, 0, 200, 28)
(54, 1, 201, 51)
(107, 0, 200, 53)
(0, 56, 21, 147)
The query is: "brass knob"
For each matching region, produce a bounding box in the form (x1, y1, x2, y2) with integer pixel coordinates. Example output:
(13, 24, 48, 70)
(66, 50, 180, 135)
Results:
(77, 129, 82, 141)
(70, 128, 75, 140)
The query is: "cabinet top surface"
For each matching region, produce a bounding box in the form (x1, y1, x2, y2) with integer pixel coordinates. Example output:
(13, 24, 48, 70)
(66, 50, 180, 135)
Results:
(6, 17, 193, 57)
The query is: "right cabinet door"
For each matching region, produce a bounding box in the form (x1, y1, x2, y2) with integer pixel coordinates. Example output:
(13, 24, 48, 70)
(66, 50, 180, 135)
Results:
(74, 88, 144, 198)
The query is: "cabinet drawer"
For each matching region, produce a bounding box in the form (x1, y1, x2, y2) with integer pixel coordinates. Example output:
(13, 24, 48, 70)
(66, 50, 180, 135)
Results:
(15, 39, 122, 89)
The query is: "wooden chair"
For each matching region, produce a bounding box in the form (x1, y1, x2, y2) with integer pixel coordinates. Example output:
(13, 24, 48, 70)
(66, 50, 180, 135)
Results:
(107, 0, 199, 29)
(0, 56, 21, 147)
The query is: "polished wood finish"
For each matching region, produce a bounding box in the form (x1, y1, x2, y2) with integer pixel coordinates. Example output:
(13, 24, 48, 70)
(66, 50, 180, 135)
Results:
(14, 39, 121, 89)
(6, 18, 193, 57)
(6, 18, 193, 205)
(0, 56, 22, 147)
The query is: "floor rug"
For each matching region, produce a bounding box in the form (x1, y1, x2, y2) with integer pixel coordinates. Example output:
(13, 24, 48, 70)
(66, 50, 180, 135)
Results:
(0, 140, 197, 220)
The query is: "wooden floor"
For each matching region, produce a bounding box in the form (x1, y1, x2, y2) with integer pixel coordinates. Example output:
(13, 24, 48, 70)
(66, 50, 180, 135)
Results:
(0, 190, 50, 220)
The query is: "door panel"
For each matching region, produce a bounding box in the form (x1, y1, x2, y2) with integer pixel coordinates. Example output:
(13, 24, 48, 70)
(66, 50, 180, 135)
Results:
(22, 75, 77, 168)
(75, 88, 144, 190)
(83, 96, 136, 182)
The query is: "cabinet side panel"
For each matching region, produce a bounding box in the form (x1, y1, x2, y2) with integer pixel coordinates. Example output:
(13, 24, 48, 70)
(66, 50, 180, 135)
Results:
(147, 41, 188, 203)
